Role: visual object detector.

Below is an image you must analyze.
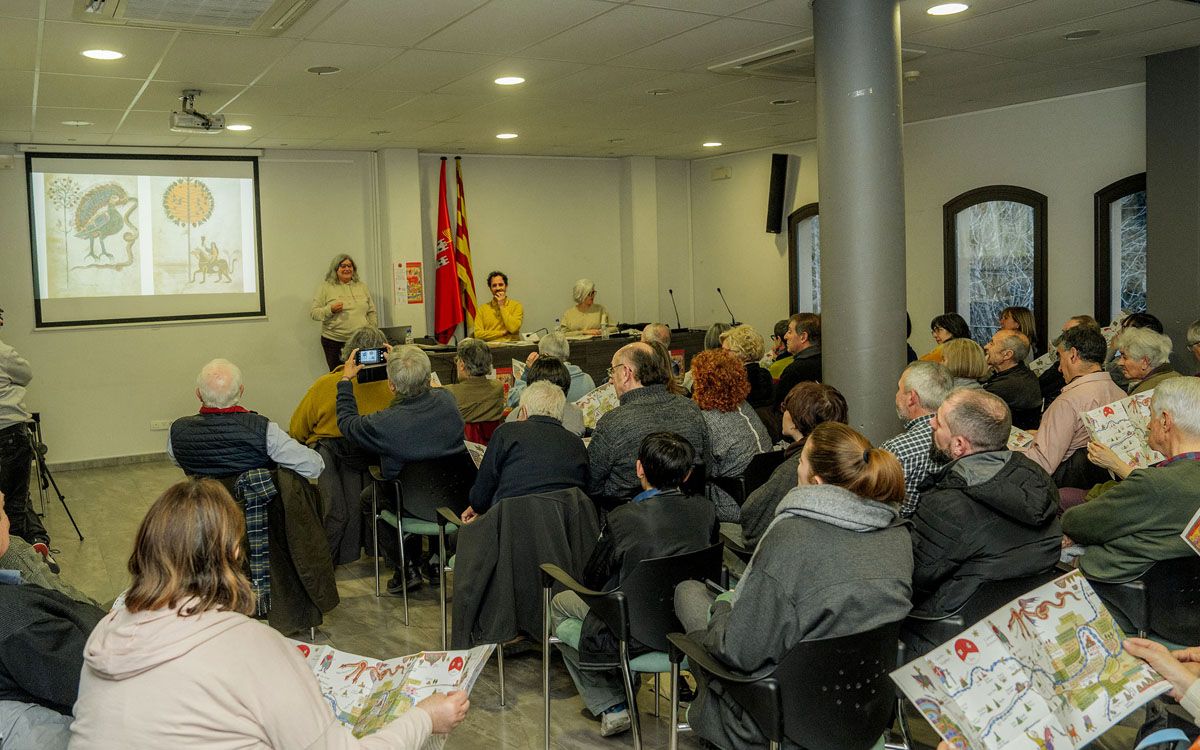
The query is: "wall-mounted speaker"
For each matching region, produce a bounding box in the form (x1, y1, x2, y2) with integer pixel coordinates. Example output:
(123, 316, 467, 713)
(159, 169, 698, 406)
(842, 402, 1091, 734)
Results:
(766, 153, 789, 234)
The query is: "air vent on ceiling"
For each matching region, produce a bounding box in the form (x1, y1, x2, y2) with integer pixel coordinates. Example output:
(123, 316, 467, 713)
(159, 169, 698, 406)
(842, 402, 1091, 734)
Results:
(75, 0, 317, 35)
(709, 37, 927, 82)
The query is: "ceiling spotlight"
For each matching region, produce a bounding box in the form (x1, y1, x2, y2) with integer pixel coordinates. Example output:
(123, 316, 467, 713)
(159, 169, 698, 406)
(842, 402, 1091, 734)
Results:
(496, 133, 519, 139)
(306, 65, 341, 75)
(494, 76, 525, 86)
(82, 49, 124, 60)
(61, 120, 92, 126)
(1063, 29, 1100, 41)
(226, 124, 252, 131)
(926, 3, 968, 15)
(702, 141, 722, 148)
(770, 99, 799, 106)
(903, 70, 921, 83)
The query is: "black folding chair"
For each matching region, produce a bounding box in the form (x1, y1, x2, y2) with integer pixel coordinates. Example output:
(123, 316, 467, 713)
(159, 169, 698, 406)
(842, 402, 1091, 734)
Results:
(711, 450, 787, 507)
(1090, 556, 1200, 647)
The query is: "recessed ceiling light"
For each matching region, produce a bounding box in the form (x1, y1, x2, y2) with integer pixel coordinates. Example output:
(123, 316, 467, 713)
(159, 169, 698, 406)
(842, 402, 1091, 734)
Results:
(82, 49, 123, 60)
(226, 124, 252, 131)
(61, 120, 92, 127)
(926, 3, 968, 15)
(770, 99, 799, 106)
(496, 133, 519, 140)
(1063, 29, 1100, 40)
(647, 88, 674, 96)
(494, 76, 525, 86)
(306, 65, 341, 75)
(702, 142, 722, 148)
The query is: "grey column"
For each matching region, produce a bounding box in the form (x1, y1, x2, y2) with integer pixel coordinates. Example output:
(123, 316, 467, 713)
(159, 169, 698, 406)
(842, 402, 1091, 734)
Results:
(1145, 48, 1200, 371)
(812, 0, 908, 443)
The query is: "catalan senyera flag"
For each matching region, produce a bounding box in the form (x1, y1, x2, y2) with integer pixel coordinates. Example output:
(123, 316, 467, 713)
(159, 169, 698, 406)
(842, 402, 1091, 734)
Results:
(454, 157, 478, 332)
(433, 157, 462, 344)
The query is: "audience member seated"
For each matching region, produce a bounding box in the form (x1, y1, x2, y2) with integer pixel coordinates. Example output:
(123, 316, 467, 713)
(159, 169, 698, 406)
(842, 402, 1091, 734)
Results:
(906, 389, 1060, 653)
(981, 329, 1042, 429)
(942, 337, 987, 389)
(588, 343, 709, 501)
(1019, 325, 1124, 485)
(640, 323, 671, 349)
(680, 324, 731, 393)
(690, 349, 770, 522)
(550, 433, 717, 738)
(673, 422, 912, 750)
(1107, 312, 1166, 391)
(773, 312, 822, 409)
(647, 339, 689, 396)
(720, 324, 773, 409)
(881, 361, 954, 518)
(1189, 318, 1200, 375)
(463, 382, 588, 523)
(502, 357, 585, 436)
(766, 318, 792, 379)
(1062, 378, 1200, 626)
(69, 479, 469, 748)
(443, 338, 504, 423)
(0, 490, 105, 750)
(919, 313, 970, 364)
(739, 383, 849, 548)
(168, 358, 323, 480)
(999, 305, 1039, 357)
(506, 332, 595, 407)
(289, 326, 393, 565)
(1114, 326, 1181, 395)
(1040, 315, 1101, 404)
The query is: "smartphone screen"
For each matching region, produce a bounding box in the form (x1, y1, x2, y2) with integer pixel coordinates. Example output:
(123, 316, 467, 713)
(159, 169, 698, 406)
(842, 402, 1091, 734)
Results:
(356, 347, 385, 365)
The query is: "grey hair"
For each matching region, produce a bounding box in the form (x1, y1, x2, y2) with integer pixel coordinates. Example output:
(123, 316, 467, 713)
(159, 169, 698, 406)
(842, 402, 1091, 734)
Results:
(456, 337, 493, 377)
(1188, 319, 1200, 346)
(572, 278, 596, 305)
(339, 326, 388, 362)
(324, 253, 359, 283)
(704, 322, 732, 350)
(942, 388, 1011, 452)
(539, 332, 570, 361)
(901, 361, 954, 411)
(1152, 377, 1200, 436)
(995, 331, 1030, 363)
(1116, 327, 1174, 368)
(641, 323, 671, 347)
(196, 358, 242, 408)
(520, 380, 566, 420)
(387, 345, 432, 398)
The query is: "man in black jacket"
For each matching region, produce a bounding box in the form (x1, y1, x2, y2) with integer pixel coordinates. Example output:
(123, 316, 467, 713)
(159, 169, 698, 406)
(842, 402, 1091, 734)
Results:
(981, 330, 1043, 429)
(551, 433, 716, 738)
(905, 389, 1060, 655)
(773, 312, 822, 409)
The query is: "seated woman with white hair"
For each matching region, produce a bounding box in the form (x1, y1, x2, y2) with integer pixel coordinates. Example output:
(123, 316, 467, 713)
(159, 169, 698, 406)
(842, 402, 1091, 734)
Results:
(507, 332, 596, 407)
(560, 278, 609, 335)
(1114, 326, 1182, 395)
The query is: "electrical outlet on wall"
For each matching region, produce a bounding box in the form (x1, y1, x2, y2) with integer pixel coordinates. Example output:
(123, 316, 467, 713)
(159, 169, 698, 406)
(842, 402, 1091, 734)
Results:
(150, 420, 172, 431)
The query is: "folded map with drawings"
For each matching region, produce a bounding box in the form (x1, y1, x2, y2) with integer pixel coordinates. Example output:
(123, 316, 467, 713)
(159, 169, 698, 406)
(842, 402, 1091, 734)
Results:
(577, 382, 619, 429)
(1082, 390, 1164, 470)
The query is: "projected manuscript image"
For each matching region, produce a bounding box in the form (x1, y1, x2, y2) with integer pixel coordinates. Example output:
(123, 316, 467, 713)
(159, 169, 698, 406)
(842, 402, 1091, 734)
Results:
(152, 176, 247, 294)
(41, 175, 141, 298)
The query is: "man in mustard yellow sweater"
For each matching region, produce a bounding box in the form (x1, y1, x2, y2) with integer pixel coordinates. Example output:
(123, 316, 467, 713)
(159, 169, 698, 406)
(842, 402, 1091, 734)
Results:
(473, 271, 523, 342)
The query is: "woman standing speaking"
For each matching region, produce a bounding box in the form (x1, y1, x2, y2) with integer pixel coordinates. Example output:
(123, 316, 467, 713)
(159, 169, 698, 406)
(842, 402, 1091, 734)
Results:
(311, 254, 377, 371)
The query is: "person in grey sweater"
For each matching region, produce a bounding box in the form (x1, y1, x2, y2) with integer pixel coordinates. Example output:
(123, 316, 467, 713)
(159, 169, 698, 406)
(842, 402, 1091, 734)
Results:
(675, 422, 913, 750)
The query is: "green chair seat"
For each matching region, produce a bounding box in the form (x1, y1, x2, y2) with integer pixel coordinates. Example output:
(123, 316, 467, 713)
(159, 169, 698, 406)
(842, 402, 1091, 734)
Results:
(555, 618, 583, 649)
(554, 618, 681, 674)
(379, 510, 457, 537)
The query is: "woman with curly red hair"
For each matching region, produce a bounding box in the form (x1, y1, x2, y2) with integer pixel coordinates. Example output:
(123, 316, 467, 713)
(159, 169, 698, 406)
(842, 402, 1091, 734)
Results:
(690, 349, 770, 521)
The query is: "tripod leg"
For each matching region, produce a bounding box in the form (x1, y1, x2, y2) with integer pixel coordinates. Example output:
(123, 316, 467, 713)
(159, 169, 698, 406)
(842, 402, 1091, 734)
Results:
(39, 457, 83, 542)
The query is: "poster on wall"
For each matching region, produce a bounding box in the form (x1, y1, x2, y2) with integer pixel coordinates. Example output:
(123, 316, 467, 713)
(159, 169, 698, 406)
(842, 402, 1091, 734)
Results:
(406, 261, 424, 304)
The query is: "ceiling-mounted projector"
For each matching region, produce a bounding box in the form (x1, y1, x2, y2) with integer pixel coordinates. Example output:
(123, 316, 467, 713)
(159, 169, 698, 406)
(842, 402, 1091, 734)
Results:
(170, 89, 224, 133)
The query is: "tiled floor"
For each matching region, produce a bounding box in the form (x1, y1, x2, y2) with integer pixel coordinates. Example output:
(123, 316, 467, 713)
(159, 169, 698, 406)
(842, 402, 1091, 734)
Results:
(34, 459, 1145, 749)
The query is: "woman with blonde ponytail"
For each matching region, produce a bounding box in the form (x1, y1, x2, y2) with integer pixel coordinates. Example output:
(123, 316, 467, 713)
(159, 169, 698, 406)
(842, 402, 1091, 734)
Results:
(674, 422, 913, 750)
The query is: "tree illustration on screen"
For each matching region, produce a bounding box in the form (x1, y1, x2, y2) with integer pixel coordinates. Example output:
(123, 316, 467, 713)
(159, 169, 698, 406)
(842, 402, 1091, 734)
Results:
(47, 177, 81, 257)
(162, 178, 214, 278)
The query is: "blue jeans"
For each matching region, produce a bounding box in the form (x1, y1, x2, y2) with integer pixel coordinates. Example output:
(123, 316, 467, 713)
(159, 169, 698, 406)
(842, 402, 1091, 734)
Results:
(0, 423, 48, 546)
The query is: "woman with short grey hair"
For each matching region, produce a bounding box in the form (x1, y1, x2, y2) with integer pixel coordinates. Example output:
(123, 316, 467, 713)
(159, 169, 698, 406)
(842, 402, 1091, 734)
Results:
(1114, 327, 1181, 395)
(560, 278, 609, 335)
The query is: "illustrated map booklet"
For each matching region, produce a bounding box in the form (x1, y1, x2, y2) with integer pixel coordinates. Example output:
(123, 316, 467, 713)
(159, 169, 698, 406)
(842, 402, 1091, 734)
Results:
(891, 570, 1169, 750)
(291, 640, 494, 742)
(1081, 390, 1164, 470)
(577, 382, 619, 429)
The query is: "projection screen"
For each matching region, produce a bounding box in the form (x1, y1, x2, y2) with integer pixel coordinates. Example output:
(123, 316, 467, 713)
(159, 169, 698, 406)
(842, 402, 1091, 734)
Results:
(26, 153, 265, 327)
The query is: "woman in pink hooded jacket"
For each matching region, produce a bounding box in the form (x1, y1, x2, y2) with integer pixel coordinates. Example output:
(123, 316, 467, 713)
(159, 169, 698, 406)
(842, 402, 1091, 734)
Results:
(69, 479, 469, 748)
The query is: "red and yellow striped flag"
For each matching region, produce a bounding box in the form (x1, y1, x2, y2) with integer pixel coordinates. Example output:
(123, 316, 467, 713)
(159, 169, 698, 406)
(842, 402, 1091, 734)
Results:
(454, 157, 478, 333)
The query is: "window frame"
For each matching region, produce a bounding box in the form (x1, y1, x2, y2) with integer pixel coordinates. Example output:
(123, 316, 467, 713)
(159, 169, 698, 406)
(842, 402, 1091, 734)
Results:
(942, 185, 1048, 349)
(786, 201, 820, 315)
(1093, 172, 1147, 324)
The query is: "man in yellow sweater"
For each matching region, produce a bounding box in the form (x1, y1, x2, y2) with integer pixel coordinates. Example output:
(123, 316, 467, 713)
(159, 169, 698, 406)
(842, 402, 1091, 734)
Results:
(473, 271, 523, 342)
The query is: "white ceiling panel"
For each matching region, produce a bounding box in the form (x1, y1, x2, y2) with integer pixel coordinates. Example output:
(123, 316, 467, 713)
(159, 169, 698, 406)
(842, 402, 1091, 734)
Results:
(631, 0, 761, 14)
(105, 133, 188, 146)
(609, 17, 800, 72)
(154, 32, 297, 86)
(434, 58, 589, 96)
(420, 0, 616, 56)
(0, 109, 33, 131)
(0, 18, 40, 72)
(0, 0, 41, 20)
(351, 49, 500, 92)
(253, 40, 405, 87)
(524, 65, 663, 101)
(36, 73, 145, 109)
(1030, 18, 1200, 67)
(29, 129, 110, 144)
(216, 85, 333, 117)
(385, 93, 497, 122)
(734, 0, 811, 28)
(39, 21, 176, 78)
(898, 0, 1033, 38)
(518, 4, 712, 64)
(308, 88, 423, 118)
(0, 72, 35, 111)
(36, 107, 124, 132)
(305, 0, 488, 47)
(904, 0, 1163, 50)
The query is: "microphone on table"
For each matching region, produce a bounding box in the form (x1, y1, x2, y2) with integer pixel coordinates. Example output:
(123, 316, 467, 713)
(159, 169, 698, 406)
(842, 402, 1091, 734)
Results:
(668, 288, 684, 332)
(716, 287, 739, 326)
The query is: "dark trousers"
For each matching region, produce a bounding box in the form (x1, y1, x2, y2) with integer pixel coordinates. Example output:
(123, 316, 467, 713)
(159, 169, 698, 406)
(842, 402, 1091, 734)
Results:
(0, 423, 48, 546)
(320, 336, 344, 373)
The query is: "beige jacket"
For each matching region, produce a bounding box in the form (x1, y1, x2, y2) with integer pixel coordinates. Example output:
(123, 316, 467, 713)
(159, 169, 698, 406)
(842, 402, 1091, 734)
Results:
(310, 280, 378, 342)
(70, 604, 431, 749)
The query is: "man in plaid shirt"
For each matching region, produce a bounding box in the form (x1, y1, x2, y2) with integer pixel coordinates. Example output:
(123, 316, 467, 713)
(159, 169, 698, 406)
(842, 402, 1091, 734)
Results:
(881, 361, 953, 517)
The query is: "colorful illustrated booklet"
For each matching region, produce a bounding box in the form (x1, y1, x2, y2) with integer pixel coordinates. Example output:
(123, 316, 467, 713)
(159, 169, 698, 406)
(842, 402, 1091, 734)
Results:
(891, 570, 1169, 750)
(1180, 504, 1200, 557)
(1082, 390, 1164, 470)
(1007, 427, 1035, 452)
(577, 382, 619, 429)
(290, 640, 494, 744)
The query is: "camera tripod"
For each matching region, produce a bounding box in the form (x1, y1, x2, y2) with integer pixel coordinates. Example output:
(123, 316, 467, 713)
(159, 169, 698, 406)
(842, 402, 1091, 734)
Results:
(29, 414, 83, 542)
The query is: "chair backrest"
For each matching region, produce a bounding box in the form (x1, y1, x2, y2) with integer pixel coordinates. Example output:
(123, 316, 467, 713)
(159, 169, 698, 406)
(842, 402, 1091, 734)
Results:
(464, 420, 502, 445)
(725, 619, 903, 749)
(396, 451, 478, 522)
(743, 450, 788, 497)
(904, 569, 1063, 648)
(680, 462, 707, 497)
(589, 543, 724, 652)
(1146, 556, 1200, 645)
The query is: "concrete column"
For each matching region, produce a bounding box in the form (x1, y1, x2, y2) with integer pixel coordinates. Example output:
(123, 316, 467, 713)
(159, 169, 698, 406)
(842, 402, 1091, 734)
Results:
(1145, 48, 1200, 370)
(813, 0, 907, 442)
(618, 156, 660, 324)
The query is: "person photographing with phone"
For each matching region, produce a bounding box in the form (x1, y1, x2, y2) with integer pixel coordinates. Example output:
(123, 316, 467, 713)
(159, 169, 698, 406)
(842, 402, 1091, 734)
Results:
(472, 271, 523, 342)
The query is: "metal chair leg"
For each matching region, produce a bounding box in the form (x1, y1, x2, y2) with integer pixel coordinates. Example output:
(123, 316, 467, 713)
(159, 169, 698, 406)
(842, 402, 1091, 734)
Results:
(497, 643, 506, 707)
(394, 484, 408, 625)
(669, 661, 680, 750)
(371, 483, 380, 598)
(619, 642, 642, 750)
(654, 673, 660, 717)
(438, 527, 448, 650)
(543, 585, 552, 750)
(769, 742, 780, 750)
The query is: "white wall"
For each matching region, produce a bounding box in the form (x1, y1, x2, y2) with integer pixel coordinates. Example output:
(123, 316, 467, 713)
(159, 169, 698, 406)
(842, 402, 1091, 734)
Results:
(689, 84, 1146, 349)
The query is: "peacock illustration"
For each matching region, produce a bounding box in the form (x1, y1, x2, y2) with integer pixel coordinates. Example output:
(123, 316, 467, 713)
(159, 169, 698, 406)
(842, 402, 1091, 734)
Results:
(73, 183, 137, 261)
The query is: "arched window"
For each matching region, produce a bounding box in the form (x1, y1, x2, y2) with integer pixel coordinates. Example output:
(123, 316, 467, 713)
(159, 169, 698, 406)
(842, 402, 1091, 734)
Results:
(787, 202, 820, 314)
(943, 186, 1047, 348)
(1094, 173, 1147, 324)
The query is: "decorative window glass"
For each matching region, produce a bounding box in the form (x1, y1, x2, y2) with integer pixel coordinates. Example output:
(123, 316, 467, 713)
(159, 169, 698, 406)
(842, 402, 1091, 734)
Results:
(944, 187, 1047, 349)
(1094, 174, 1147, 323)
(787, 203, 820, 314)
